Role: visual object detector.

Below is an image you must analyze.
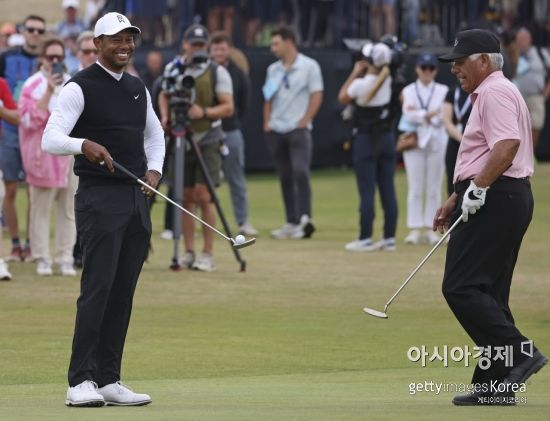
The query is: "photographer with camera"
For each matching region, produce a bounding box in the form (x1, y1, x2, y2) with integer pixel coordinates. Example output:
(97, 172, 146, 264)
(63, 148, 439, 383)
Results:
(159, 24, 234, 272)
(338, 42, 398, 252)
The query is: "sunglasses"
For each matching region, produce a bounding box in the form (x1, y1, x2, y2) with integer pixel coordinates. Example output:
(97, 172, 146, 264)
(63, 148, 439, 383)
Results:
(283, 73, 290, 89)
(420, 65, 436, 72)
(44, 54, 64, 62)
(26, 27, 46, 35)
(80, 49, 98, 55)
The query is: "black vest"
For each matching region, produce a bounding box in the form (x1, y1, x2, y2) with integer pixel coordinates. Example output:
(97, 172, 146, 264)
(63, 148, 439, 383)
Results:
(69, 64, 147, 185)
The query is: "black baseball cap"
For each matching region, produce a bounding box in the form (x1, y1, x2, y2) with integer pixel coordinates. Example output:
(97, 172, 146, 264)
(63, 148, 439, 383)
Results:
(183, 24, 209, 44)
(438, 29, 501, 62)
(416, 53, 438, 67)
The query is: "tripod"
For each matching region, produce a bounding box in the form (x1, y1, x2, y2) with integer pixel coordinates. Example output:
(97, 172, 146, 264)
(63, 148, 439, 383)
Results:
(169, 119, 248, 272)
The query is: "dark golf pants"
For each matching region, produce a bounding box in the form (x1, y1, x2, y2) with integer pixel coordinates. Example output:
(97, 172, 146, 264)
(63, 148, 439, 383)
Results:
(68, 184, 151, 387)
(266, 129, 312, 224)
(443, 177, 534, 385)
(352, 131, 398, 240)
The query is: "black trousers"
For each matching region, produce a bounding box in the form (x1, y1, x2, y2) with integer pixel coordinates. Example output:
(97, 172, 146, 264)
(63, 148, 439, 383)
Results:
(265, 129, 313, 224)
(68, 184, 151, 387)
(443, 177, 534, 385)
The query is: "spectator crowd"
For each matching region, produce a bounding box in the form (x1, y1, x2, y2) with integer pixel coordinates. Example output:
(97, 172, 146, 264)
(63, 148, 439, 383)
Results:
(0, 0, 549, 280)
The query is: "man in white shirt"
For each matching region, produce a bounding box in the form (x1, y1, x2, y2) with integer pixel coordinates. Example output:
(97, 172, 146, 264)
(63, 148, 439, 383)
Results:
(42, 12, 165, 408)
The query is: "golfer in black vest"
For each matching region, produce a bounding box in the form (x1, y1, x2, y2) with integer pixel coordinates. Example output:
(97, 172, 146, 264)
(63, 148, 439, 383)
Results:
(42, 13, 165, 407)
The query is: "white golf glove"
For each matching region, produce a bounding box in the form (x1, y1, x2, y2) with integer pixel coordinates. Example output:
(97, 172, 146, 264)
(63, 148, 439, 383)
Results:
(461, 180, 488, 222)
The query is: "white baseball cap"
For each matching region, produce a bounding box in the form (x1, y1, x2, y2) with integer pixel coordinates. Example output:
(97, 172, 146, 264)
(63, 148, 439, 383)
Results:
(94, 12, 141, 38)
(62, 0, 80, 9)
(362, 42, 392, 67)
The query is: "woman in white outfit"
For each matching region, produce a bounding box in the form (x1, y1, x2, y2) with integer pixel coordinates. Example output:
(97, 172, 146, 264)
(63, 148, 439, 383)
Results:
(400, 53, 448, 245)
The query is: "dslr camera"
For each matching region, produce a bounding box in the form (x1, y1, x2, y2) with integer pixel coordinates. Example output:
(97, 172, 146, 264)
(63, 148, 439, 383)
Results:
(161, 51, 209, 129)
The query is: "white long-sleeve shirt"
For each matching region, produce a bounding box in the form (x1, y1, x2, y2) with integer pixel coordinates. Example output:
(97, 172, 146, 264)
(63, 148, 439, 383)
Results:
(401, 80, 449, 150)
(42, 61, 165, 174)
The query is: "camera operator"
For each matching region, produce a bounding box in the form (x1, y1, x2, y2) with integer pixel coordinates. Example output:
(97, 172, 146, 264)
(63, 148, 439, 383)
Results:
(338, 42, 398, 252)
(159, 24, 234, 272)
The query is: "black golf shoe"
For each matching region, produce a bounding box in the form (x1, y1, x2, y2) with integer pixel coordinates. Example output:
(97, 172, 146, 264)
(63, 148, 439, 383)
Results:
(497, 350, 547, 391)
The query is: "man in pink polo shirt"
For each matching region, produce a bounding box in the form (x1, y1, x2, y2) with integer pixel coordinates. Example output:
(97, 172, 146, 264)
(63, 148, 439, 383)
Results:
(434, 29, 547, 406)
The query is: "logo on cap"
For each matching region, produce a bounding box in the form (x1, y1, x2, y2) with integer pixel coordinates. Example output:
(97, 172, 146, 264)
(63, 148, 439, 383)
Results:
(117, 14, 126, 24)
(194, 28, 205, 36)
(454, 38, 458, 47)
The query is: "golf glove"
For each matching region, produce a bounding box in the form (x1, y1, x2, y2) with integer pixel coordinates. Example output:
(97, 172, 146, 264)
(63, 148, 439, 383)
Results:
(461, 181, 488, 222)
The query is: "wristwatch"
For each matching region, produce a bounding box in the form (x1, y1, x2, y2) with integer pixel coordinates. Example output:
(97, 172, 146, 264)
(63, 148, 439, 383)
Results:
(0, 99, 4, 108)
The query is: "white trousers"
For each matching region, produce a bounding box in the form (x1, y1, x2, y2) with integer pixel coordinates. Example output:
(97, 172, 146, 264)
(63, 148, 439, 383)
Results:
(402, 143, 446, 229)
(29, 171, 78, 264)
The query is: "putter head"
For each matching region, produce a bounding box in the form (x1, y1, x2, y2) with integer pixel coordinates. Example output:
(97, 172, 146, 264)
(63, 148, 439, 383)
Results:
(232, 237, 256, 250)
(363, 307, 388, 319)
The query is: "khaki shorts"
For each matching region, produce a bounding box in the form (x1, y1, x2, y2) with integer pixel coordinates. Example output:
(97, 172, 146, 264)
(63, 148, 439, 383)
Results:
(184, 141, 222, 188)
(525, 95, 546, 130)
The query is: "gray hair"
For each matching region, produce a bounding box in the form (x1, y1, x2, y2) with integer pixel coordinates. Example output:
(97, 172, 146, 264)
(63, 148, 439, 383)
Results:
(469, 53, 504, 70)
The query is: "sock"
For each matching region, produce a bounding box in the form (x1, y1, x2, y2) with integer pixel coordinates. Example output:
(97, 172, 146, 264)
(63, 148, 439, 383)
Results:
(11, 238, 20, 247)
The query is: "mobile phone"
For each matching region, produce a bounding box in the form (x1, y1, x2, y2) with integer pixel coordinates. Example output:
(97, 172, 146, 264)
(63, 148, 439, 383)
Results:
(52, 62, 64, 76)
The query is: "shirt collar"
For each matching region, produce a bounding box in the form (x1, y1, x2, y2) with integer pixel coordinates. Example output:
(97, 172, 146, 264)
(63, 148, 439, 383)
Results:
(275, 53, 303, 72)
(416, 80, 435, 90)
(470, 70, 503, 103)
(96, 60, 124, 81)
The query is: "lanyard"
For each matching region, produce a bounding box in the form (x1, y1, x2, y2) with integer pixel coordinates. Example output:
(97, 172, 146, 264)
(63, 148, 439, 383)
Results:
(415, 80, 435, 110)
(453, 87, 471, 123)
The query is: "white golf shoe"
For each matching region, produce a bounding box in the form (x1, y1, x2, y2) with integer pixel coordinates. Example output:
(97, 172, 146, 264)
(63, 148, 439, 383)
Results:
(192, 253, 216, 272)
(65, 380, 105, 407)
(271, 223, 299, 239)
(36, 258, 53, 276)
(178, 251, 195, 269)
(238, 222, 259, 236)
(345, 238, 374, 251)
(345, 238, 396, 251)
(160, 229, 173, 240)
(59, 262, 77, 276)
(97, 381, 152, 406)
(404, 230, 421, 245)
(0, 259, 12, 281)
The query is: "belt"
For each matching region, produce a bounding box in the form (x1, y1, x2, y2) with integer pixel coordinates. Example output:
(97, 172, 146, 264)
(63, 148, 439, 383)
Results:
(454, 176, 530, 194)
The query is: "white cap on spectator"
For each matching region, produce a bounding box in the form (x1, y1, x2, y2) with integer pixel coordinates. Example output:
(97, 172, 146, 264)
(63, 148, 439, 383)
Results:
(94, 12, 140, 37)
(8, 33, 25, 47)
(63, 0, 80, 9)
(370, 43, 392, 67)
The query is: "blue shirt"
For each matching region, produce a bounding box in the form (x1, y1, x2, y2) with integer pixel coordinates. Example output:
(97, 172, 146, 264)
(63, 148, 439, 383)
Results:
(0, 47, 38, 135)
(264, 53, 323, 133)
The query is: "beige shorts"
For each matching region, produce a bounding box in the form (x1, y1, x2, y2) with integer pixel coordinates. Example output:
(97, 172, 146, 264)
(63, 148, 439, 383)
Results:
(525, 95, 546, 130)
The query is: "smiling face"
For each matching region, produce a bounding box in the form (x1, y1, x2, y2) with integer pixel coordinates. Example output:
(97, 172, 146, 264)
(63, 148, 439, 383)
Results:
(451, 54, 491, 93)
(210, 40, 231, 66)
(94, 29, 136, 72)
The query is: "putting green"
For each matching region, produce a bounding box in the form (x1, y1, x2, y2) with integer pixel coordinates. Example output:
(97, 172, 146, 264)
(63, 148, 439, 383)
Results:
(0, 165, 548, 420)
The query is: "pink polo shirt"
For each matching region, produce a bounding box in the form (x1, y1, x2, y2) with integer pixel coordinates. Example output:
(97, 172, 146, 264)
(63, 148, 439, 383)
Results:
(454, 71, 533, 183)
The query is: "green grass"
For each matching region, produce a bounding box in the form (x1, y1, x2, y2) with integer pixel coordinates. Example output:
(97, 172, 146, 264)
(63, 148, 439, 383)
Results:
(0, 165, 549, 420)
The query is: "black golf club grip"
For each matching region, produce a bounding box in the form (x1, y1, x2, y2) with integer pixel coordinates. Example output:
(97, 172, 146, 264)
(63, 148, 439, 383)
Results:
(112, 160, 138, 181)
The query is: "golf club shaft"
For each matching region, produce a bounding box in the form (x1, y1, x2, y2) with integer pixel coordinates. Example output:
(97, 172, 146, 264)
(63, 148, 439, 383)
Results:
(384, 217, 462, 311)
(112, 161, 233, 243)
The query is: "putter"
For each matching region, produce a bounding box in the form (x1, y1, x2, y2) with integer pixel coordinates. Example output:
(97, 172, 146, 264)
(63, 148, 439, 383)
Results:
(364, 217, 462, 319)
(110, 160, 256, 250)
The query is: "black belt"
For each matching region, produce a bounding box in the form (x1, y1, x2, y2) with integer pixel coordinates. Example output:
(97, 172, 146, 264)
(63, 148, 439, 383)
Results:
(454, 176, 530, 194)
